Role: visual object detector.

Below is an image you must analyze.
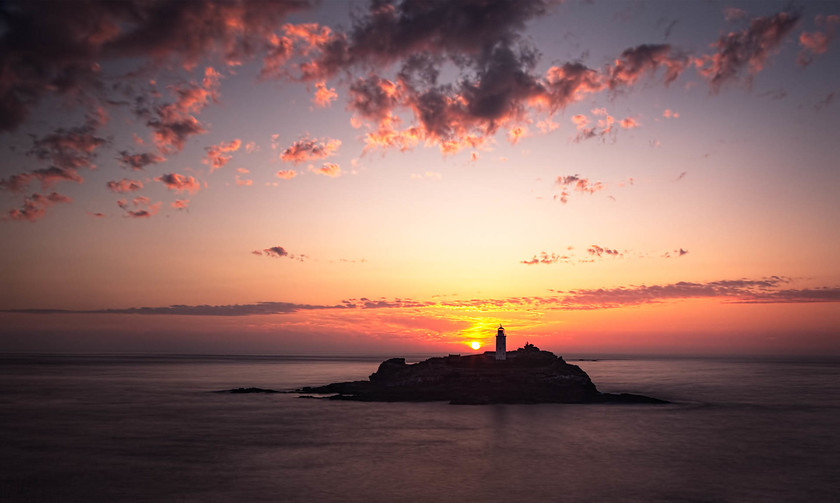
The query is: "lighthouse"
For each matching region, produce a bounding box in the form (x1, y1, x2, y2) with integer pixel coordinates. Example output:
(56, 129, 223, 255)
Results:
(495, 324, 506, 360)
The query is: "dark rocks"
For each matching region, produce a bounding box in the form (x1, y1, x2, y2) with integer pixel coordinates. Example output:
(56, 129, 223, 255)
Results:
(297, 346, 667, 405)
(216, 387, 280, 394)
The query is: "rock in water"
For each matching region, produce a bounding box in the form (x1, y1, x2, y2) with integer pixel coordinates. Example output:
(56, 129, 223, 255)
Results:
(297, 345, 667, 405)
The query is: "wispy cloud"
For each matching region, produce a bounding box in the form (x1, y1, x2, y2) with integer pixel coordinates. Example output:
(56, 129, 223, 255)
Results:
(8, 277, 838, 316)
(117, 196, 161, 219)
(695, 12, 800, 92)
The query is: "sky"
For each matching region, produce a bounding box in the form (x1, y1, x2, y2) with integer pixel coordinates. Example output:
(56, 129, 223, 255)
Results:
(1, 0, 839, 356)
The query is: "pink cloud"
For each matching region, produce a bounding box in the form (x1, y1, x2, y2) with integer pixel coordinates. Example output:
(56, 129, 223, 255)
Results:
(106, 178, 143, 193)
(312, 81, 338, 107)
(276, 169, 297, 180)
(204, 139, 242, 172)
(797, 15, 840, 66)
(280, 135, 341, 164)
(312, 163, 341, 177)
(171, 199, 189, 210)
(520, 252, 570, 265)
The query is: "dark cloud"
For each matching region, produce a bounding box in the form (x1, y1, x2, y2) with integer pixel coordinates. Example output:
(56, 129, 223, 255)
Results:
(0, 167, 84, 193)
(1, 112, 107, 193)
(265, 246, 288, 258)
(554, 174, 606, 200)
(608, 44, 687, 90)
(814, 91, 835, 112)
(5, 301, 346, 317)
(695, 11, 800, 92)
(0, 0, 310, 132)
(6, 276, 839, 316)
(253, 246, 307, 261)
(297, 0, 551, 80)
(118, 151, 166, 170)
(547, 277, 821, 309)
(4, 192, 72, 222)
(155, 173, 200, 194)
(341, 297, 434, 309)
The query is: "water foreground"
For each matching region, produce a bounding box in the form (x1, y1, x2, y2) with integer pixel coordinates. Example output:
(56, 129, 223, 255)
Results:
(2, 354, 838, 502)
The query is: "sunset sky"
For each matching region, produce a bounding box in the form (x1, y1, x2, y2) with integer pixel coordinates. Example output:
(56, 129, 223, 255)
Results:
(1, 0, 838, 356)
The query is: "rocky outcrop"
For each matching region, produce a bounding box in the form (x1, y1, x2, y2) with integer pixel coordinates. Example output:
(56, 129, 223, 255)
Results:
(216, 387, 280, 393)
(297, 345, 667, 405)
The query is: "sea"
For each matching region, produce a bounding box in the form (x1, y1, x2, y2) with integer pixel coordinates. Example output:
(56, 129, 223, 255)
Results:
(1, 354, 838, 502)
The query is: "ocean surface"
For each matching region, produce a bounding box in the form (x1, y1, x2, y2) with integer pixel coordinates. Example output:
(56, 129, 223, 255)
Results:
(1, 353, 838, 502)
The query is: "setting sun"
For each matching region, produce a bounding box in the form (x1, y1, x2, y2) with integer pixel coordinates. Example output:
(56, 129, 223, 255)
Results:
(470, 341, 481, 350)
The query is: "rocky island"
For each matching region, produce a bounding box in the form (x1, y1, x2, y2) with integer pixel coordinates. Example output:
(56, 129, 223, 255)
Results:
(297, 343, 667, 405)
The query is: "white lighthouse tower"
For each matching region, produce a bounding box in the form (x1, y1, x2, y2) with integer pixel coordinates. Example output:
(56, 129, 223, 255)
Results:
(495, 324, 506, 360)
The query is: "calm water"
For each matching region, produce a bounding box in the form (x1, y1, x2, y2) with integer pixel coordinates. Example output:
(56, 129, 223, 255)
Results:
(1, 354, 838, 502)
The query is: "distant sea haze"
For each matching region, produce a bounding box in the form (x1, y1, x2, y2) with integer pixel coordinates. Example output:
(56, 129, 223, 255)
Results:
(1, 355, 838, 502)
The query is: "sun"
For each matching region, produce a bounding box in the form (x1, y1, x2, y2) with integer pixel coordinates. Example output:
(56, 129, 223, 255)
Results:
(470, 341, 481, 350)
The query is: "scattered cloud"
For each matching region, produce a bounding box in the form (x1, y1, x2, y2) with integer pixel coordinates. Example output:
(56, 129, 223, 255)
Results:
(520, 252, 570, 265)
(695, 12, 800, 92)
(117, 196, 161, 218)
(797, 15, 840, 66)
(553, 174, 607, 203)
(588, 245, 621, 258)
(521, 244, 688, 265)
(155, 173, 200, 194)
(311, 162, 341, 177)
(253, 245, 307, 261)
(814, 91, 835, 111)
(571, 108, 640, 142)
(204, 139, 241, 172)
(5, 192, 72, 222)
(662, 109, 679, 118)
(171, 199, 189, 210)
(118, 151, 166, 171)
(276, 169, 297, 180)
(312, 81, 338, 107)
(280, 135, 341, 164)
(106, 178, 143, 193)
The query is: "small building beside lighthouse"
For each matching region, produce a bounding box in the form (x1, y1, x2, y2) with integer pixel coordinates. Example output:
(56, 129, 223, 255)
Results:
(495, 324, 506, 360)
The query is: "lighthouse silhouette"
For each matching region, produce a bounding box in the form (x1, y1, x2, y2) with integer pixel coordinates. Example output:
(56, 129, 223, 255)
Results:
(495, 324, 506, 360)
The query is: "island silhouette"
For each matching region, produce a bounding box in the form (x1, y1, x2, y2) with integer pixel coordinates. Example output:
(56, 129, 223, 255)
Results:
(219, 327, 667, 404)
(295, 340, 667, 405)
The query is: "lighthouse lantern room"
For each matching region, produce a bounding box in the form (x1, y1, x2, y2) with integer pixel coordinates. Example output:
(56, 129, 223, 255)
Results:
(495, 325, 506, 361)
